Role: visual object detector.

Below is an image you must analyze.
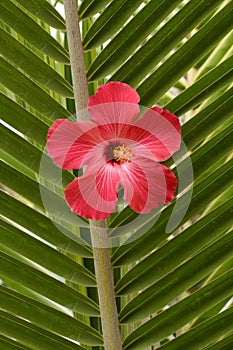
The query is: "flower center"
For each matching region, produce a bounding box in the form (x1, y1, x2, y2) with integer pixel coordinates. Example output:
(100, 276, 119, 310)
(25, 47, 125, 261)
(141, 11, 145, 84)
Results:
(113, 144, 132, 164)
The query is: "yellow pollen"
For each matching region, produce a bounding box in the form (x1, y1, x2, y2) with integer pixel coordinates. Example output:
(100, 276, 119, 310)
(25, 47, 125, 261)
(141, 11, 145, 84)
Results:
(113, 145, 132, 163)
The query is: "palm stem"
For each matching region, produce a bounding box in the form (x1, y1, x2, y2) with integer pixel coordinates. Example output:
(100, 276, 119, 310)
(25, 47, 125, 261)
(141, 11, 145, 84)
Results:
(90, 220, 123, 349)
(63, 0, 89, 111)
(63, 1, 122, 348)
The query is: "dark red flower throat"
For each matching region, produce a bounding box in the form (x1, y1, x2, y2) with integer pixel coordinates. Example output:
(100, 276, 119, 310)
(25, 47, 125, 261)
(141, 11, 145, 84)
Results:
(106, 142, 132, 164)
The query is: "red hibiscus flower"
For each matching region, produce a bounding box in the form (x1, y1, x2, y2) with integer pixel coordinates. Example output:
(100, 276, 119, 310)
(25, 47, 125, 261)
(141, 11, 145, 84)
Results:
(46, 82, 181, 220)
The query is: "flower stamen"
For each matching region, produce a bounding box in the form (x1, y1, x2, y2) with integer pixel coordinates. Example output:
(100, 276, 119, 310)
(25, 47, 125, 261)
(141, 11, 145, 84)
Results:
(113, 144, 132, 163)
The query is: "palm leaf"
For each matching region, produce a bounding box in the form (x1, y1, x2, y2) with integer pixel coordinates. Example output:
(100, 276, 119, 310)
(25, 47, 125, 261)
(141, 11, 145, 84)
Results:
(0, 0, 232, 349)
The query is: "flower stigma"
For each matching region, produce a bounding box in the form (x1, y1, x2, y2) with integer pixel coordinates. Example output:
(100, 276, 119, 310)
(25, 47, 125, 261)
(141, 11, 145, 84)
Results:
(113, 144, 132, 164)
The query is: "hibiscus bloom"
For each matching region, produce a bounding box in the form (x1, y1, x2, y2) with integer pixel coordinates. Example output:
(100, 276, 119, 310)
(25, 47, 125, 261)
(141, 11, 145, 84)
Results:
(46, 82, 181, 220)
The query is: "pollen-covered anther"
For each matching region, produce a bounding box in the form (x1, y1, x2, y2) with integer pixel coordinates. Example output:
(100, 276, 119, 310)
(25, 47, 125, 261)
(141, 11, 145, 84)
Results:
(113, 144, 132, 163)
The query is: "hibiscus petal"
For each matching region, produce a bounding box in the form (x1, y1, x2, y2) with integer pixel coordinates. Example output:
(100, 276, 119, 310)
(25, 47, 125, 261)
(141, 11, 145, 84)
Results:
(120, 159, 177, 214)
(47, 119, 65, 139)
(88, 82, 140, 130)
(65, 164, 120, 220)
(46, 119, 104, 170)
(135, 107, 181, 161)
(153, 106, 181, 132)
